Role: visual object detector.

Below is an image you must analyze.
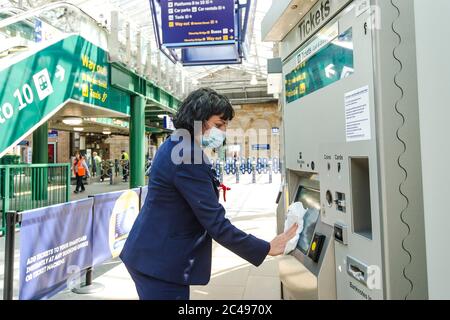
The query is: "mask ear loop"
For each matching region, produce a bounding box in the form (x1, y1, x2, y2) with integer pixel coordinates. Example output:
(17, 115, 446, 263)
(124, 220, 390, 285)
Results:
(202, 121, 212, 135)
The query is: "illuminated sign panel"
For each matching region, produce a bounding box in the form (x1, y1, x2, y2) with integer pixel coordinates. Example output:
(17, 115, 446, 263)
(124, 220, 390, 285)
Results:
(285, 28, 354, 104)
(161, 0, 236, 47)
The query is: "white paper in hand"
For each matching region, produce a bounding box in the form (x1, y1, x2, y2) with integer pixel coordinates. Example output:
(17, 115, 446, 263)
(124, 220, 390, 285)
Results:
(283, 202, 307, 255)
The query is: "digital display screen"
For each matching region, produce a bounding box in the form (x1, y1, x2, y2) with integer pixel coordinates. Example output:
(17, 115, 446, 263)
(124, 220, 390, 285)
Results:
(160, 0, 237, 47)
(294, 186, 320, 255)
(285, 27, 354, 104)
(296, 208, 320, 255)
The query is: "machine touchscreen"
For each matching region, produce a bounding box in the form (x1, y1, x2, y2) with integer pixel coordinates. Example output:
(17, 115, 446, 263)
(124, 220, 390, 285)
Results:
(294, 186, 320, 255)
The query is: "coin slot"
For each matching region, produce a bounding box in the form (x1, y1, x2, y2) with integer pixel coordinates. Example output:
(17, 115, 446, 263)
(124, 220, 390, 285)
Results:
(326, 190, 333, 207)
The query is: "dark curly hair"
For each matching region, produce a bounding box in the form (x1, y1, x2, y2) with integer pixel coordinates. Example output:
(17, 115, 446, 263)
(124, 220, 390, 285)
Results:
(173, 88, 235, 134)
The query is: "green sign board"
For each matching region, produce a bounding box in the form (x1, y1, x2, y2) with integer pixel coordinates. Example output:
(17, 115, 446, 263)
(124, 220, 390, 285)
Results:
(0, 35, 130, 157)
(285, 28, 354, 104)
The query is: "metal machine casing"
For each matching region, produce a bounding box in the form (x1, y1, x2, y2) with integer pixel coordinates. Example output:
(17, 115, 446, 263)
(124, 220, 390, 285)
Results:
(266, 0, 428, 300)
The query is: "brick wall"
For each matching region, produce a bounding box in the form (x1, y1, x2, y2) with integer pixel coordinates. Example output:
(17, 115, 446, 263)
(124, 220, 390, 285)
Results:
(23, 130, 71, 164)
(48, 131, 70, 163)
(227, 102, 281, 158)
(103, 135, 130, 161)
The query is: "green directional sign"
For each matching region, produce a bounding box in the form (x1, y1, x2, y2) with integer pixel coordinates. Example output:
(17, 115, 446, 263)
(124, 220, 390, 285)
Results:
(0, 35, 130, 157)
(285, 28, 354, 104)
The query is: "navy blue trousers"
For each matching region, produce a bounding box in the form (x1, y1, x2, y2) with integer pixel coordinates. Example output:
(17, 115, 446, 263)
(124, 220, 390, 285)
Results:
(126, 266, 190, 300)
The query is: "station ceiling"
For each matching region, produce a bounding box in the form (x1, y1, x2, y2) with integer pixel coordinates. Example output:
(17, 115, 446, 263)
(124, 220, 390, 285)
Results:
(2, 0, 277, 103)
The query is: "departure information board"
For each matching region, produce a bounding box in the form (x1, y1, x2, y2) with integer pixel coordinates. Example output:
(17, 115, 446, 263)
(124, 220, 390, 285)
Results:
(161, 0, 236, 48)
(285, 28, 354, 104)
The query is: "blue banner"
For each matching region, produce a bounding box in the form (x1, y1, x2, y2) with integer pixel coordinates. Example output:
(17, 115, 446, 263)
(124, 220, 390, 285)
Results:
(161, 0, 237, 47)
(140, 186, 148, 210)
(19, 198, 94, 300)
(92, 189, 140, 266)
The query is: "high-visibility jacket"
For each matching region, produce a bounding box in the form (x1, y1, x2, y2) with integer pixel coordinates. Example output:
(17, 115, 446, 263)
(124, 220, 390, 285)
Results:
(73, 159, 89, 177)
(77, 161, 86, 176)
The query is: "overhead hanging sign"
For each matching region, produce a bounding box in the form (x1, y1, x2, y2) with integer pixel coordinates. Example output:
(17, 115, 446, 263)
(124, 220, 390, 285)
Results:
(161, 0, 237, 48)
(181, 43, 241, 66)
(0, 35, 131, 158)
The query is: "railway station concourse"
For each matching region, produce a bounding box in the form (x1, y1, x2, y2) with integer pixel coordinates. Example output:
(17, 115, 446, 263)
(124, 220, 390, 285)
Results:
(0, 0, 449, 302)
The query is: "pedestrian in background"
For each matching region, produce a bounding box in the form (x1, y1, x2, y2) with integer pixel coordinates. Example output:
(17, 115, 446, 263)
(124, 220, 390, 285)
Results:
(72, 152, 90, 194)
(92, 152, 102, 177)
(121, 150, 129, 182)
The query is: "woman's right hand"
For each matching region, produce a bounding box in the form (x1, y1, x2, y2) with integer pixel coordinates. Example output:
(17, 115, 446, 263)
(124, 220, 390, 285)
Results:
(268, 223, 299, 257)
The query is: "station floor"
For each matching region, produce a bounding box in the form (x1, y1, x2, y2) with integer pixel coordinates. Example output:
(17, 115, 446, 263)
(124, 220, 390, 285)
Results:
(1, 173, 281, 300)
(70, 178, 133, 201)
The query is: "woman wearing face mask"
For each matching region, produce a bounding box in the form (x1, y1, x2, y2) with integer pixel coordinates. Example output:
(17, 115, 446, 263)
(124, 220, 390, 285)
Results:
(120, 88, 298, 300)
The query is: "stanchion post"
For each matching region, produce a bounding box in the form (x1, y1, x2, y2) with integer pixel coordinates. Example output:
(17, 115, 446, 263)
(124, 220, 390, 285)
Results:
(71, 266, 105, 295)
(252, 160, 256, 184)
(85, 267, 93, 286)
(220, 161, 224, 184)
(110, 164, 114, 185)
(269, 160, 273, 184)
(72, 199, 104, 295)
(236, 161, 240, 184)
(3, 211, 20, 300)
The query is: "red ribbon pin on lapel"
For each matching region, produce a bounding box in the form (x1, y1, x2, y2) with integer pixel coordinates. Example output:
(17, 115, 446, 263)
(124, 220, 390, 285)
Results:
(219, 184, 231, 202)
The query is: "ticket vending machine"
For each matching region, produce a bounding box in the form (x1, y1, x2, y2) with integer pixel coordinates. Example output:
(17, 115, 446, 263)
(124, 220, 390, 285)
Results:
(264, 0, 428, 300)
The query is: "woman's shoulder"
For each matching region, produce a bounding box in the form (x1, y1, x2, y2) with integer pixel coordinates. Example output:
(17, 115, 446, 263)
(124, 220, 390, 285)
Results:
(150, 141, 174, 169)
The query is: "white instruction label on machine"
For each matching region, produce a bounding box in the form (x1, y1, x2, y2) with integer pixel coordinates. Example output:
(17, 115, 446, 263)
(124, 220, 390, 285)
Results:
(345, 86, 371, 142)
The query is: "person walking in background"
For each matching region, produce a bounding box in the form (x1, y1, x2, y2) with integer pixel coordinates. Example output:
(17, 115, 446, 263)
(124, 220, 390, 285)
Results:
(72, 152, 90, 194)
(145, 156, 152, 177)
(114, 159, 120, 177)
(92, 152, 102, 177)
(121, 150, 129, 182)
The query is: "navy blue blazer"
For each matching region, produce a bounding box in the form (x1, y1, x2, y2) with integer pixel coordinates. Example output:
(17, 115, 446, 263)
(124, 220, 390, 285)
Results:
(120, 133, 270, 286)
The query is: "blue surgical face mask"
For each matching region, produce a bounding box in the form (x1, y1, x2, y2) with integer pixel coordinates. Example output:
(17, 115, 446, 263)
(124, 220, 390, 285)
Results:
(201, 126, 226, 149)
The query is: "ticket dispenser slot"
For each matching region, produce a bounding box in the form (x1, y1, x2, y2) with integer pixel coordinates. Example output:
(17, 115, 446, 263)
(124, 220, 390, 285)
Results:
(347, 256, 369, 287)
